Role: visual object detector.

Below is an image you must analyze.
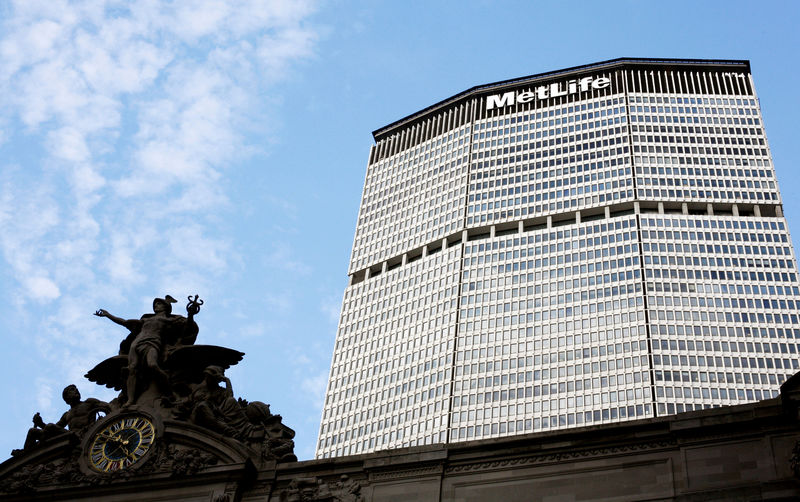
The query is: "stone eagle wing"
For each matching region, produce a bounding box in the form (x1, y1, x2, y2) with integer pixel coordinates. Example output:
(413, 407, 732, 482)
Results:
(165, 345, 245, 384)
(85, 355, 128, 391)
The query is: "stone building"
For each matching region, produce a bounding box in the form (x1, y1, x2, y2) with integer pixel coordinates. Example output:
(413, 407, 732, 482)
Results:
(318, 58, 800, 458)
(3, 369, 800, 500)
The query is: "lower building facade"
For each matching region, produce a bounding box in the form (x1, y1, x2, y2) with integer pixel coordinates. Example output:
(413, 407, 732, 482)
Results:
(7, 374, 800, 501)
(317, 58, 800, 458)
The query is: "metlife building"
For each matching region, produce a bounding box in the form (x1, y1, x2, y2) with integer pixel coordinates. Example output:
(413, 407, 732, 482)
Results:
(316, 58, 800, 459)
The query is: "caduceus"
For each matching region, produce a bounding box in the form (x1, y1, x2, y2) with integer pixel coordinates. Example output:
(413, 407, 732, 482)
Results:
(186, 295, 203, 318)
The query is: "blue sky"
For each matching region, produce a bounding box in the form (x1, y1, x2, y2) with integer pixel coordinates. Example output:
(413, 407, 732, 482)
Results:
(1, 0, 799, 461)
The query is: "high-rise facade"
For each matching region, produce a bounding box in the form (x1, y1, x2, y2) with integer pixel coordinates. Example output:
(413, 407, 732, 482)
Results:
(316, 59, 800, 459)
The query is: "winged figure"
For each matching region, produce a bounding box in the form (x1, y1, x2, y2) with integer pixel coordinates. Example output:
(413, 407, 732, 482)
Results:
(88, 295, 243, 406)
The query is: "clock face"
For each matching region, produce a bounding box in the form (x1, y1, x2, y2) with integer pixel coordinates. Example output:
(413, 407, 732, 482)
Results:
(88, 415, 155, 472)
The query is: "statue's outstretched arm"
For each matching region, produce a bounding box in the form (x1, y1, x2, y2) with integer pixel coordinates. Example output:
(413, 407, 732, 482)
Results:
(94, 309, 140, 331)
(94, 309, 125, 325)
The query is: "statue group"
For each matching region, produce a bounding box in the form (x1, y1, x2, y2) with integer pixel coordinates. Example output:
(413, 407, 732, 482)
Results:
(11, 295, 296, 464)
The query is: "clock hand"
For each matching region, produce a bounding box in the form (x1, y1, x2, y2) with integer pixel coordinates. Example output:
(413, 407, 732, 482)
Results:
(119, 430, 135, 445)
(106, 443, 124, 458)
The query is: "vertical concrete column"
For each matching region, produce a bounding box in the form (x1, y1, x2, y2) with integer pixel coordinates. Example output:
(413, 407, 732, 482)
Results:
(657, 202, 664, 214)
(422, 245, 428, 258)
(634, 201, 641, 214)
(382, 262, 388, 273)
(575, 211, 581, 224)
(605, 206, 611, 219)
(681, 203, 688, 215)
(732, 204, 739, 217)
(519, 221, 524, 234)
(706, 203, 714, 216)
(462, 230, 469, 243)
(754, 205, 762, 217)
(442, 238, 448, 250)
(776, 206, 782, 217)
(490, 225, 496, 238)
(546, 216, 553, 229)
(365, 268, 371, 280)
(402, 253, 408, 266)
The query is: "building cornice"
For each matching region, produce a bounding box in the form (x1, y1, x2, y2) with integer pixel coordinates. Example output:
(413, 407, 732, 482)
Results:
(372, 57, 750, 142)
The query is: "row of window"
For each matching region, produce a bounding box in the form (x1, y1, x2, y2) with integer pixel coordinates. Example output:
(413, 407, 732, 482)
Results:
(462, 286, 643, 312)
(449, 403, 653, 441)
(631, 113, 758, 127)
(632, 95, 756, 107)
(643, 215, 785, 231)
(630, 124, 763, 139)
(459, 324, 645, 349)
(474, 124, 627, 159)
(639, 176, 772, 191)
(452, 384, 650, 424)
(631, 104, 758, 117)
(638, 188, 776, 203)
(654, 365, 794, 383)
(467, 190, 635, 225)
(655, 353, 798, 371)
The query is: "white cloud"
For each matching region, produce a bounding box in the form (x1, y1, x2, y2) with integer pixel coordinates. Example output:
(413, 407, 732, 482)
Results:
(0, 0, 318, 293)
(34, 377, 57, 414)
(47, 126, 91, 162)
(290, 342, 330, 418)
(240, 322, 267, 338)
(320, 293, 342, 325)
(257, 26, 316, 80)
(0, 0, 319, 411)
(300, 371, 328, 410)
(263, 242, 312, 275)
(106, 234, 140, 285)
(264, 291, 294, 314)
(24, 276, 61, 301)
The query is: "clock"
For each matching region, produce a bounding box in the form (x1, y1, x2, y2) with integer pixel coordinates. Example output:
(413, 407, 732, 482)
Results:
(88, 414, 156, 472)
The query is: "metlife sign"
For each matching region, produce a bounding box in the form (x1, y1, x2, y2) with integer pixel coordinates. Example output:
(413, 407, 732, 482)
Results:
(486, 75, 611, 110)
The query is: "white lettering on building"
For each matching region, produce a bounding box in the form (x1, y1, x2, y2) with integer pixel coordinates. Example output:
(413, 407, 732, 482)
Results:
(485, 76, 611, 110)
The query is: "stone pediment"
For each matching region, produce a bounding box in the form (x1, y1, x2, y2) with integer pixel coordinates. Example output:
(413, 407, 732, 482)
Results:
(0, 405, 262, 501)
(1, 295, 295, 500)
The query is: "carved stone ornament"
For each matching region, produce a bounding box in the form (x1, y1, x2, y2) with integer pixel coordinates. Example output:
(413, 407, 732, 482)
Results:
(791, 440, 800, 479)
(2, 294, 296, 495)
(0, 431, 219, 495)
(279, 475, 364, 502)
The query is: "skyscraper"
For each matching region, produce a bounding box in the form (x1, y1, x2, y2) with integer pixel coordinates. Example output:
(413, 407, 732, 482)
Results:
(317, 58, 800, 459)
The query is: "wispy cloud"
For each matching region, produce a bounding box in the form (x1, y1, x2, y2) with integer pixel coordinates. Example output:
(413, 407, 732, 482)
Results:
(263, 242, 313, 275)
(0, 0, 319, 403)
(301, 371, 328, 409)
(320, 292, 342, 326)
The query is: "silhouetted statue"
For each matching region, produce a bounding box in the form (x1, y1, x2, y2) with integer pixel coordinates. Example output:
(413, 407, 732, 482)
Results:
(11, 385, 109, 456)
(180, 366, 297, 462)
(94, 295, 200, 406)
(10, 294, 296, 465)
(187, 365, 241, 437)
